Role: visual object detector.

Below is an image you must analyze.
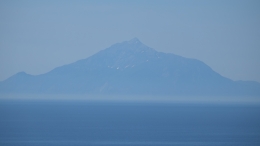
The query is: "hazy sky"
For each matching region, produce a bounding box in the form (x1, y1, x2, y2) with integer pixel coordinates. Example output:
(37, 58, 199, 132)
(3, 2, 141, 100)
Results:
(1, 0, 260, 82)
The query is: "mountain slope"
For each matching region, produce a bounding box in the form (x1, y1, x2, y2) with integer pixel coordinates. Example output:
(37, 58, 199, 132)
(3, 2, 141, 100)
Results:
(1, 38, 260, 96)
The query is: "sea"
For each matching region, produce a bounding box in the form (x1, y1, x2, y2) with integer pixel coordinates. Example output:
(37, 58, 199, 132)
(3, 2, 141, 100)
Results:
(0, 96, 260, 146)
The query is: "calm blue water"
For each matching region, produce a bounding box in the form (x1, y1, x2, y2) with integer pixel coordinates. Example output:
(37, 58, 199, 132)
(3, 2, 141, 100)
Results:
(0, 99, 260, 146)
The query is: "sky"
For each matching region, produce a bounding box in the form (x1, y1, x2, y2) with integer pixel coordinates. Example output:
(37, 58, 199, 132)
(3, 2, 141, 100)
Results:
(0, 0, 260, 82)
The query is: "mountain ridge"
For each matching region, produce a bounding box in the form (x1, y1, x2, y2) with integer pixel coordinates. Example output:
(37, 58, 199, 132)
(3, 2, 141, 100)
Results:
(1, 38, 260, 97)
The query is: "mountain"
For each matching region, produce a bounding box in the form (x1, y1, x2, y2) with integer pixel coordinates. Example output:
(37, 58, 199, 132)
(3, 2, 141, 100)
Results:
(1, 38, 260, 96)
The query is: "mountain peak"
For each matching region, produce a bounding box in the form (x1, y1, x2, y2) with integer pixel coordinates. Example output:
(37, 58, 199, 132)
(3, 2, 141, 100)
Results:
(107, 37, 154, 53)
(127, 37, 142, 44)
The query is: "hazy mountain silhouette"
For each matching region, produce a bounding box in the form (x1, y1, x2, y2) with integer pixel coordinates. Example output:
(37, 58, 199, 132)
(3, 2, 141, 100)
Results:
(1, 38, 260, 96)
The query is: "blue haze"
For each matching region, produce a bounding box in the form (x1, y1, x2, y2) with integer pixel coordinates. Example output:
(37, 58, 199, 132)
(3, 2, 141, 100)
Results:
(0, 1, 260, 145)
(0, 0, 260, 82)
